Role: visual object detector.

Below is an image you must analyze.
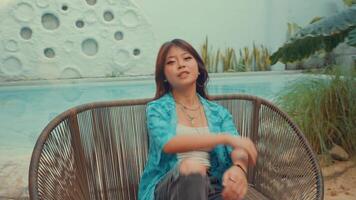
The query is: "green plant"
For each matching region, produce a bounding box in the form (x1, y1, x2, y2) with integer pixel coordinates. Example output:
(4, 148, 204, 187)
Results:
(201, 36, 219, 73)
(200, 38, 271, 72)
(271, 5, 356, 65)
(257, 44, 271, 71)
(220, 48, 237, 72)
(237, 52, 247, 72)
(343, 0, 356, 7)
(276, 67, 356, 154)
(239, 44, 271, 71)
(240, 47, 252, 71)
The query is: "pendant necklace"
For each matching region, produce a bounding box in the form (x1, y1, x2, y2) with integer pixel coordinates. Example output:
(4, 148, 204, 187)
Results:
(179, 105, 204, 135)
(177, 102, 201, 126)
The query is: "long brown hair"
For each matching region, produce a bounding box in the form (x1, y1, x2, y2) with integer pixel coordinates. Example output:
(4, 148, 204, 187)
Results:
(153, 39, 209, 100)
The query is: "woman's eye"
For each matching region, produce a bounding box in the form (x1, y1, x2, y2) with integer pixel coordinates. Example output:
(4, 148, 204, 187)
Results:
(166, 60, 175, 65)
(184, 56, 192, 60)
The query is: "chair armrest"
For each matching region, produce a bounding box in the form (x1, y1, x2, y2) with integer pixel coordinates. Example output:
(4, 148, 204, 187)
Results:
(248, 104, 323, 200)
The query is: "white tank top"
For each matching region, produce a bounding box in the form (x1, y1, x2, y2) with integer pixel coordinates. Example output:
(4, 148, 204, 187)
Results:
(176, 124, 211, 167)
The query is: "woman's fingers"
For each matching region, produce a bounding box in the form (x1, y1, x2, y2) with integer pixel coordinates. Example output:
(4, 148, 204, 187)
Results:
(244, 140, 257, 165)
(246, 139, 257, 164)
(222, 166, 248, 200)
(246, 140, 257, 165)
(222, 183, 245, 200)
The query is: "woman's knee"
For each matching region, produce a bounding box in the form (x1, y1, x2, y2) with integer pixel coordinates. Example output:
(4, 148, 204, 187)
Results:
(179, 159, 207, 176)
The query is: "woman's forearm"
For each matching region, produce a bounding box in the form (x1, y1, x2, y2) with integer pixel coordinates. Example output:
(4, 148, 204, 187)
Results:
(163, 134, 229, 154)
(163, 134, 257, 166)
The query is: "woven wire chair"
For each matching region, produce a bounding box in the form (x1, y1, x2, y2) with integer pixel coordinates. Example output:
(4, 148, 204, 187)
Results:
(29, 94, 323, 200)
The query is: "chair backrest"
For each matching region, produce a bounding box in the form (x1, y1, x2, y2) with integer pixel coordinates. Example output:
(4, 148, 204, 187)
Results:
(29, 94, 323, 200)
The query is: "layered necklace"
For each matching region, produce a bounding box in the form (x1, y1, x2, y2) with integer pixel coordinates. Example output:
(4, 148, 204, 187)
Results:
(175, 98, 202, 127)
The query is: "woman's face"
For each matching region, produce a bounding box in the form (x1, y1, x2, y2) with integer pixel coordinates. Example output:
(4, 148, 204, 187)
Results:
(164, 46, 199, 90)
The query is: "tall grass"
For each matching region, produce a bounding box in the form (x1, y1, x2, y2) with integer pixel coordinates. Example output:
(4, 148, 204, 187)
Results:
(200, 37, 271, 72)
(276, 67, 356, 154)
(200, 37, 220, 73)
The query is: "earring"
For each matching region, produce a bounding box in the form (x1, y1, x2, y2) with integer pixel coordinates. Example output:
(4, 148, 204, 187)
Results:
(164, 79, 168, 82)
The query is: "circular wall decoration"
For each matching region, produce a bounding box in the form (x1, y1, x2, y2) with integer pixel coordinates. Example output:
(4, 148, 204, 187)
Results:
(85, 0, 97, 6)
(60, 67, 82, 78)
(0, 0, 156, 80)
(36, 0, 49, 8)
(41, 13, 60, 30)
(75, 20, 85, 28)
(13, 2, 35, 22)
(44, 48, 55, 58)
(4, 40, 19, 52)
(20, 27, 33, 40)
(82, 38, 98, 56)
(1, 56, 23, 75)
(113, 49, 130, 66)
(122, 10, 139, 28)
(103, 10, 114, 22)
(114, 31, 124, 40)
(61, 4, 69, 12)
(133, 48, 140, 56)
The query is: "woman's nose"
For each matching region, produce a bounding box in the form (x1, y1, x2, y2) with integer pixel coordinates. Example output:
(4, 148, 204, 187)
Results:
(178, 61, 186, 69)
(178, 65, 185, 69)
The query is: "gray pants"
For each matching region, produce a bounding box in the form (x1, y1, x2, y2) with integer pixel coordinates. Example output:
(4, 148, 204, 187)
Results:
(154, 167, 223, 200)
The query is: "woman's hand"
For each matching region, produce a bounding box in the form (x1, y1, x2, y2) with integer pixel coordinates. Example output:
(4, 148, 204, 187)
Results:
(221, 165, 248, 200)
(225, 135, 257, 165)
(230, 148, 248, 166)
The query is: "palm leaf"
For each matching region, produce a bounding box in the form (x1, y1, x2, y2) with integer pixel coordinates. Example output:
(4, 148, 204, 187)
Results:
(271, 6, 356, 65)
(347, 28, 356, 46)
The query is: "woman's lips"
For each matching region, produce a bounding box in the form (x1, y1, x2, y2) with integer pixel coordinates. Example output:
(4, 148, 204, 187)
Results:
(178, 71, 190, 78)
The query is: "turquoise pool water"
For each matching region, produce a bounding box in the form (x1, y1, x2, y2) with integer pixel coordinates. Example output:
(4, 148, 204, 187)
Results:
(0, 72, 306, 197)
(0, 73, 304, 152)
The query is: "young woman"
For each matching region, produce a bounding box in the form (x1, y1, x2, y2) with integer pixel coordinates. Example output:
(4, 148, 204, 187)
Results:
(138, 39, 257, 200)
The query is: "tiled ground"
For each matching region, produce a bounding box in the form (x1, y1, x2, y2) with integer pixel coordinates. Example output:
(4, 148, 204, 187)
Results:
(0, 154, 29, 200)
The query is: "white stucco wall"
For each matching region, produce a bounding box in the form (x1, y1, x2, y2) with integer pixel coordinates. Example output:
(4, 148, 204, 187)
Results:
(136, 0, 345, 52)
(135, 0, 268, 52)
(0, 0, 156, 81)
(0, 0, 345, 81)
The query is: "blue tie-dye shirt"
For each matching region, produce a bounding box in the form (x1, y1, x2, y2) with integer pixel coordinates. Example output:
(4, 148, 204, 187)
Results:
(138, 93, 239, 200)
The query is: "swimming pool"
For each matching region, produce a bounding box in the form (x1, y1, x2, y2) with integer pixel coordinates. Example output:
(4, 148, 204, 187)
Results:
(0, 71, 306, 197)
